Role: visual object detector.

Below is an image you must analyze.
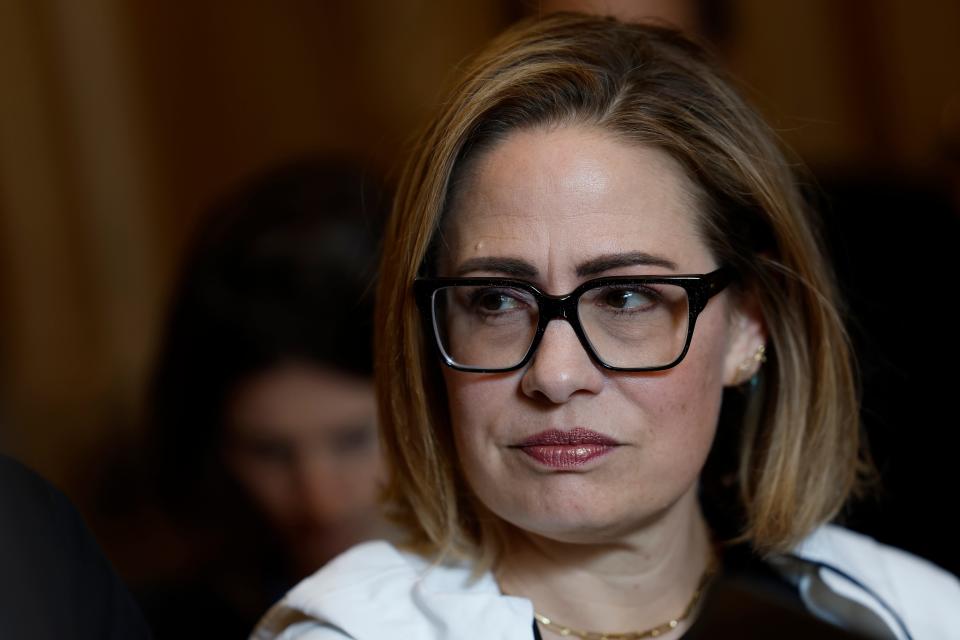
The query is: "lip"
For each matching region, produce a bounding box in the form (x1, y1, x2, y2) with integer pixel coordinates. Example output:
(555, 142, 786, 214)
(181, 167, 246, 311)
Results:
(511, 428, 620, 470)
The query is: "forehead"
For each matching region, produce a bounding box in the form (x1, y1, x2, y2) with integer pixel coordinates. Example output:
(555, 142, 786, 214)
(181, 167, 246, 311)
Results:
(441, 125, 711, 281)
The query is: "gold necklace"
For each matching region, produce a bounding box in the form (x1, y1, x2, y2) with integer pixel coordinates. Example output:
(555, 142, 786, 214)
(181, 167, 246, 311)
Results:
(533, 555, 718, 640)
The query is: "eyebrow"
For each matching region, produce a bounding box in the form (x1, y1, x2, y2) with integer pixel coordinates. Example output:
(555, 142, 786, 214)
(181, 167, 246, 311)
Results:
(455, 257, 538, 278)
(453, 251, 678, 278)
(575, 251, 678, 277)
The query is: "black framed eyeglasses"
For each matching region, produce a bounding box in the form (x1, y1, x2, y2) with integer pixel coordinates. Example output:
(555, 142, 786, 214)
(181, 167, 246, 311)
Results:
(413, 267, 732, 373)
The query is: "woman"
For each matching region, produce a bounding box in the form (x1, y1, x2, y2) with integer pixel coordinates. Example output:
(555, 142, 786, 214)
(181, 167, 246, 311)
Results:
(253, 14, 959, 640)
(139, 158, 390, 637)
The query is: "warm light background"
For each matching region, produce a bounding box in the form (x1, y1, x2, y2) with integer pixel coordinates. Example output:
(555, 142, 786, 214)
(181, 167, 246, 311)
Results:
(1, 0, 958, 573)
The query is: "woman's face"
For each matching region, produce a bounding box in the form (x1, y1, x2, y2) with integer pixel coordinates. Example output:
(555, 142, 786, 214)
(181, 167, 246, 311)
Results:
(223, 363, 383, 572)
(439, 125, 763, 543)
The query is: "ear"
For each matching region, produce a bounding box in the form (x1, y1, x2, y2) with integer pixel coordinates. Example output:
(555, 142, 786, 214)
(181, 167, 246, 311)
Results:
(721, 290, 767, 387)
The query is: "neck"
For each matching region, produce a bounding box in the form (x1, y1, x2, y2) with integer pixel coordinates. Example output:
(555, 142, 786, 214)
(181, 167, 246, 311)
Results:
(495, 487, 713, 640)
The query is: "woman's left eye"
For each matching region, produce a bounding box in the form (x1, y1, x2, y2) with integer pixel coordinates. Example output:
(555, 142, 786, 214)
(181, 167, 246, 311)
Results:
(602, 288, 654, 310)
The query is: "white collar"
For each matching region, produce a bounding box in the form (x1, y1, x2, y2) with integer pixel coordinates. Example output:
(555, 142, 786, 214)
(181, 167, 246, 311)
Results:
(254, 525, 960, 640)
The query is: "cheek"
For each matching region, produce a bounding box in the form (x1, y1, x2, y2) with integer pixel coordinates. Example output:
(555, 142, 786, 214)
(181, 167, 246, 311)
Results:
(620, 320, 729, 470)
(442, 369, 518, 473)
(626, 366, 722, 459)
(443, 366, 507, 424)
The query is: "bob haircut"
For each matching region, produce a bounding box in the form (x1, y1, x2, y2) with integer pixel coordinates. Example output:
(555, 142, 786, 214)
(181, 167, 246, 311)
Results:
(376, 13, 869, 569)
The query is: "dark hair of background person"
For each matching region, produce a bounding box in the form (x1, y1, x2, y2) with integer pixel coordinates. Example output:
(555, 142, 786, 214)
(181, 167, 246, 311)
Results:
(149, 156, 383, 513)
(137, 156, 387, 637)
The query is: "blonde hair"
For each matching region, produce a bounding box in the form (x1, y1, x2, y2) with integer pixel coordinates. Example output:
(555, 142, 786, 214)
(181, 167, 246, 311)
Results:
(375, 13, 869, 569)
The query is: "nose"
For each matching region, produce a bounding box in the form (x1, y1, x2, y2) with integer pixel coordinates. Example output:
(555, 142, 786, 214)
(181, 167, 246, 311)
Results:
(520, 318, 604, 404)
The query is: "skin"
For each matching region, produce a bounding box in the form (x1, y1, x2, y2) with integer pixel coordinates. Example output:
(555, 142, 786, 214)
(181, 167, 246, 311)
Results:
(440, 125, 765, 637)
(223, 363, 386, 577)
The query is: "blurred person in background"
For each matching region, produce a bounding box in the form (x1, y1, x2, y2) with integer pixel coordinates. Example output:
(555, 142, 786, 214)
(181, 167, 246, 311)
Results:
(136, 157, 391, 637)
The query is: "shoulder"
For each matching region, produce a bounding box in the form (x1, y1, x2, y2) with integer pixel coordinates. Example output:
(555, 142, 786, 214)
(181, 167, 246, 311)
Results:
(0, 454, 86, 573)
(252, 541, 534, 640)
(0, 454, 95, 552)
(0, 454, 150, 639)
(789, 524, 960, 639)
(0, 454, 57, 510)
(797, 524, 958, 590)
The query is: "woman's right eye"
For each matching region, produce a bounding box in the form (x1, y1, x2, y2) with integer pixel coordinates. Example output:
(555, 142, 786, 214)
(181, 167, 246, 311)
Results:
(470, 288, 526, 313)
(477, 291, 519, 311)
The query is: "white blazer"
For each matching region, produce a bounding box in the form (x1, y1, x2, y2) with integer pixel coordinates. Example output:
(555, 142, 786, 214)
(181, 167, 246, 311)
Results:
(251, 524, 960, 640)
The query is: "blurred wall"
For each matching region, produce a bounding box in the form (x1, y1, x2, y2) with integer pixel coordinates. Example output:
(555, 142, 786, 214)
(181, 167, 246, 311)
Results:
(0, 0, 165, 482)
(0, 0, 957, 566)
(0, 0, 514, 487)
(728, 0, 960, 171)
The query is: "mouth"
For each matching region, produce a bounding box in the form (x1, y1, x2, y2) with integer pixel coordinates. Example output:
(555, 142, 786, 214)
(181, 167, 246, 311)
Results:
(511, 427, 621, 470)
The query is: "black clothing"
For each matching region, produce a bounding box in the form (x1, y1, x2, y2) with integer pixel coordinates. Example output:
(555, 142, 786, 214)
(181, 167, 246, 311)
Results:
(0, 455, 151, 639)
(532, 544, 871, 639)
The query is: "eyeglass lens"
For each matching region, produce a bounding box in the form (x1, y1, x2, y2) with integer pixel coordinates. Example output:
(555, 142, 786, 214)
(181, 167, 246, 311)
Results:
(431, 283, 691, 370)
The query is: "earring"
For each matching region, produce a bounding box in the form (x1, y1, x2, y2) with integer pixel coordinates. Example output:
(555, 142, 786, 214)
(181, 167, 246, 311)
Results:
(738, 344, 767, 385)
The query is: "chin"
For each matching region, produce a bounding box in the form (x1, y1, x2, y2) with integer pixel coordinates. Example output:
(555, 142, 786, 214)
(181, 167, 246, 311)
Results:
(484, 477, 699, 546)
(492, 499, 668, 546)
